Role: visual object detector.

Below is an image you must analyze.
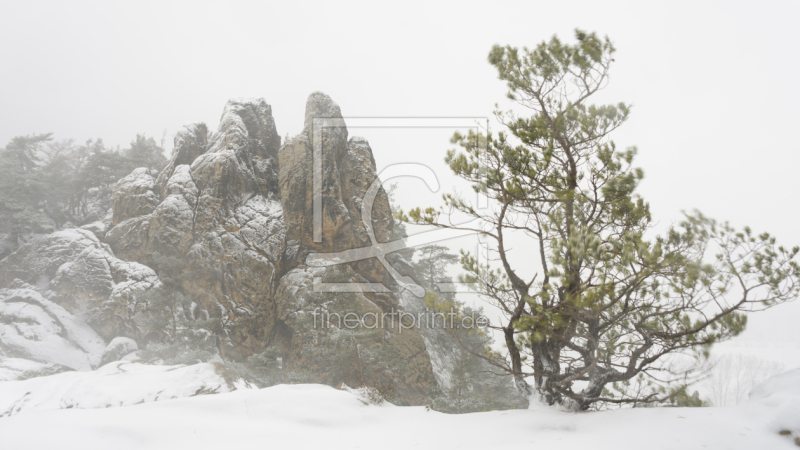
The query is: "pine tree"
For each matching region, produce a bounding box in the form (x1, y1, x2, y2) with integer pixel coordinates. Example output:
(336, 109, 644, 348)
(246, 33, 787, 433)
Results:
(123, 133, 167, 171)
(0, 133, 53, 253)
(400, 30, 800, 410)
(39, 139, 79, 228)
(412, 245, 459, 294)
(71, 139, 128, 223)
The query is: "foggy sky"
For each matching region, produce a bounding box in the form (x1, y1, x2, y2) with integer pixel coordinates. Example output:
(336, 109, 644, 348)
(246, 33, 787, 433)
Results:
(1, 0, 799, 357)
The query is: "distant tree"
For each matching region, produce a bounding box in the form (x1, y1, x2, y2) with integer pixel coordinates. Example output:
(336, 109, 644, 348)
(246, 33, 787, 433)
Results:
(413, 245, 526, 413)
(386, 182, 416, 262)
(388, 185, 526, 412)
(39, 138, 129, 227)
(0, 133, 53, 252)
(71, 139, 130, 222)
(423, 289, 527, 413)
(41, 138, 79, 166)
(704, 354, 785, 406)
(400, 30, 800, 410)
(0, 131, 167, 254)
(123, 133, 167, 171)
(39, 139, 80, 228)
(412, 245, 460, 293)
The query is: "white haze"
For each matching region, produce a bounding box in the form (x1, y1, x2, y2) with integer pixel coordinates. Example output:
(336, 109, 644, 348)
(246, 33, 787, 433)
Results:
(1, 0, 798, 365)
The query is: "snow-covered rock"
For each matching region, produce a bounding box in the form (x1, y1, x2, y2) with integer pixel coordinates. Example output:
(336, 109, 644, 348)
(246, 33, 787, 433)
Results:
(0, 94, 443, 404)
(111, 167, 159, 225)
(0, 358, 71, 382)
(0, 287, 105, 371)
(0, 360, 253, 417)
(748, 368, 800, 438)
(0, 229, 159, 342)
(99, 337, 138, 366)
(79, 220, 108, 240)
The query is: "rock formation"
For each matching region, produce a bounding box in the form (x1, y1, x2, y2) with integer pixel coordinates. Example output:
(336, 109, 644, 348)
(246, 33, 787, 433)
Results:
(0, 93, 448, 404)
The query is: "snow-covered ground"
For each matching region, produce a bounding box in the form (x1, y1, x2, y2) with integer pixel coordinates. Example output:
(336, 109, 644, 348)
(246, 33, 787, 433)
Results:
(0, 360, 253, 417)
(0, 363, 798, 450)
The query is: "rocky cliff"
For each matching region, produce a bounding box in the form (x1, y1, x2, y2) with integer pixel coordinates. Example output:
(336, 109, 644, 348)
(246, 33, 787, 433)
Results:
(0, 93, 449, 404)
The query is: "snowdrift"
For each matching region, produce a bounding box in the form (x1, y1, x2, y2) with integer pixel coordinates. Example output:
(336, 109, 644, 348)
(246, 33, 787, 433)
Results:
(748, 368, 800, 439)
(0, 364, 798, 449)
(0, 361, 253, 417)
